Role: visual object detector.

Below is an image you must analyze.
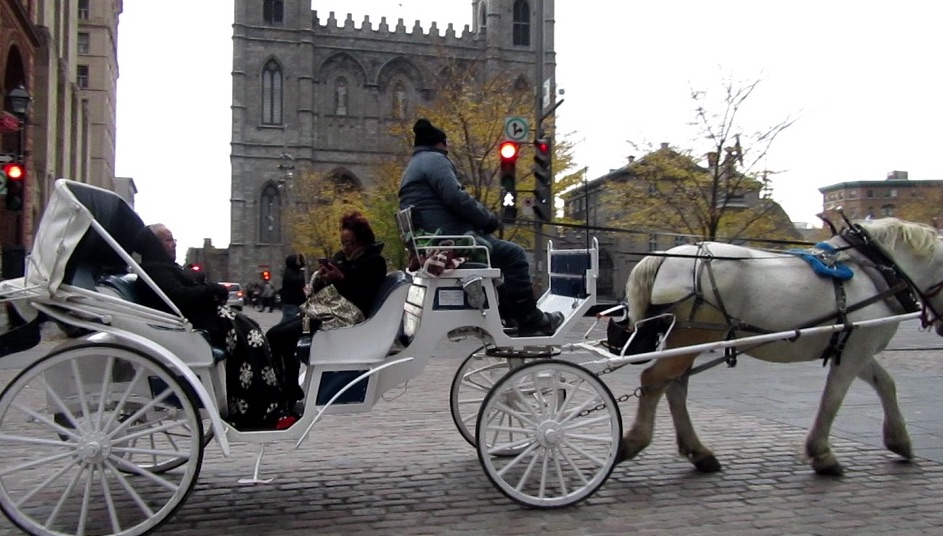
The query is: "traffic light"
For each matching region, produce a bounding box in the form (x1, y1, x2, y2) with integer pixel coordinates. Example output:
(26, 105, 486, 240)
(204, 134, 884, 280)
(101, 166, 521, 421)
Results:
(3, 162, 25, 212)
(261, 270, 271, 281)
(499, 141, 518, 222)
(532, 138, 552, 221)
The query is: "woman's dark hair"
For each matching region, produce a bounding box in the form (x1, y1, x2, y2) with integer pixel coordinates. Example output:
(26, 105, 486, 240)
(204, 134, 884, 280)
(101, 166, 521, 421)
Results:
(340, 211, 376, 245)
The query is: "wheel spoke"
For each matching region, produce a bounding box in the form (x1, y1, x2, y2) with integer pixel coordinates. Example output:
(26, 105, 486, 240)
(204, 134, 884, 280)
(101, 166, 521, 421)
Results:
(13, 456, 83, 507)
(102, 459, 156, 517)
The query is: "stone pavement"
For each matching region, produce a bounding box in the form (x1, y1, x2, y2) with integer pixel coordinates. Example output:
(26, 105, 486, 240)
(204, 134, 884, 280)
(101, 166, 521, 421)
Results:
(1, 310, 943, 535)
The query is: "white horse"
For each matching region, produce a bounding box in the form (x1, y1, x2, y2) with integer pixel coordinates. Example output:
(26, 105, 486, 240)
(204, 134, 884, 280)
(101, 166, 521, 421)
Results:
(619, 217, 943, 476)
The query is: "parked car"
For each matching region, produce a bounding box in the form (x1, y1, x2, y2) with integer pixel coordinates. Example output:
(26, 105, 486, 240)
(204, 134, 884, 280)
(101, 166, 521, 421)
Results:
(219, 282, 245, 310)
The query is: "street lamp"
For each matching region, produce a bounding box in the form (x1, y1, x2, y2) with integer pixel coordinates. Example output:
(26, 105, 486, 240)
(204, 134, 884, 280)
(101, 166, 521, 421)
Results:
(6, 85, 31, 122)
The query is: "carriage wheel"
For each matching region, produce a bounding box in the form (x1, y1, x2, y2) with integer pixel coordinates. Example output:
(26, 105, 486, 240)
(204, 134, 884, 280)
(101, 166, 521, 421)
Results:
(0, 344, 204, 536)
(449, 349, 530, 454)
(114, 411, 213, 475)
(476, 359, 621, 509)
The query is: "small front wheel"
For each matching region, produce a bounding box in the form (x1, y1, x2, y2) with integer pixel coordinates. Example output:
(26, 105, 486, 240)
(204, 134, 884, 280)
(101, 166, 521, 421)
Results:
(476, 359, 621, 509)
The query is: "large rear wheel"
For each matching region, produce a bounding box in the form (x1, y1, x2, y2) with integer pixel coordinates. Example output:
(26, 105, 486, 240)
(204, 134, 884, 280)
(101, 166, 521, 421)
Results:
(0, 344, 205, 536)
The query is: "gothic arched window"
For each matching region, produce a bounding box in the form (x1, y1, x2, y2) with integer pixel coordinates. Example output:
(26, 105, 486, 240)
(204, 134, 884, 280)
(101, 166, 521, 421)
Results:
(263, 0, 283, 24)
(478, 2, 487, 31)
(259, 184, 281, 243)
(512, 0, 530, 46)
(262, 60, 283, 125)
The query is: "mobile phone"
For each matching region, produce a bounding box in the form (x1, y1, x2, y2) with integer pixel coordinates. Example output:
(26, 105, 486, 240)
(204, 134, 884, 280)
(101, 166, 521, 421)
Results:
(318, 258, 330, 266)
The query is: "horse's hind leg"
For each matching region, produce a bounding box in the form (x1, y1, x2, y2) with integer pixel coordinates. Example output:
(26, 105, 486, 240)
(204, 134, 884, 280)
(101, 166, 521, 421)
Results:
(857, 357, 913, 460)
(665, 373, 721, 472)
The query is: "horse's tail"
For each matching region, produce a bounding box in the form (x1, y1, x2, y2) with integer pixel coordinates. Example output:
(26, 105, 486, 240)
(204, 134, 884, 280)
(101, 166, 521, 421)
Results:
(625, 254, 666, 325)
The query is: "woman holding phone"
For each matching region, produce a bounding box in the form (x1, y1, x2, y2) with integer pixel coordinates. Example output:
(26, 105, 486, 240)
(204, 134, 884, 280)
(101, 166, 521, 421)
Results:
(266, 211, 387, 404)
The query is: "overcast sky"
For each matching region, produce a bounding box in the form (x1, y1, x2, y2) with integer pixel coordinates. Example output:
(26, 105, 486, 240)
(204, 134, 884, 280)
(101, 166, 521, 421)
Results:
(115, 1, 942, 253)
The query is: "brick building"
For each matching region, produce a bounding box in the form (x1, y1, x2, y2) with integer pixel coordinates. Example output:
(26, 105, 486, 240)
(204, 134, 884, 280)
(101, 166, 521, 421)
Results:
(818, 170, 943, 227)
(1, 0, 123, 279)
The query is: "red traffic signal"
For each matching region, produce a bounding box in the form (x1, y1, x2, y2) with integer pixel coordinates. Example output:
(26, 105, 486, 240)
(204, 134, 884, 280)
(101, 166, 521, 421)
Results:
(499, 141, 519, 162)
(261, 270, 271, 281)
(3, 162, 25, 181)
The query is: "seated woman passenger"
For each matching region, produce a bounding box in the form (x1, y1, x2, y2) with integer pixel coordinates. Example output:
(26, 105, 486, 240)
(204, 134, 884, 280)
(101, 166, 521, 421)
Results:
(133, 223, 297, 430)
(267, 211, 387, 402)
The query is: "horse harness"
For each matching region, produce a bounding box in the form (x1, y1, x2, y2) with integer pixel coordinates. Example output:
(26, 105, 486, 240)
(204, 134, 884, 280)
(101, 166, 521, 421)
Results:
(680, 224, 934, 367)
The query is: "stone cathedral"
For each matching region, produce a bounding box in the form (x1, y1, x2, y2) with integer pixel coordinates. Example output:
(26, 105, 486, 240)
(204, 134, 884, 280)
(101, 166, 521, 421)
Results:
(229, 0, 556, 285)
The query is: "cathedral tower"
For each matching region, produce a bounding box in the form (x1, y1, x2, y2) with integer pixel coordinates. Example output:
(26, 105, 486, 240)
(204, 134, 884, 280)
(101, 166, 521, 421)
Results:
(229, 0, 555, 284)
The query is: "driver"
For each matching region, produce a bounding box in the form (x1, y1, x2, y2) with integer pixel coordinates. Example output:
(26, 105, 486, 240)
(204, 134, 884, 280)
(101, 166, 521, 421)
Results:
(398, 118, 563, 336)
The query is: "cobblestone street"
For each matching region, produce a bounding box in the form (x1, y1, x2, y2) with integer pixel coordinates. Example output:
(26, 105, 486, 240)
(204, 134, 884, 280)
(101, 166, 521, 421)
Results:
(1, 313, 942, 535)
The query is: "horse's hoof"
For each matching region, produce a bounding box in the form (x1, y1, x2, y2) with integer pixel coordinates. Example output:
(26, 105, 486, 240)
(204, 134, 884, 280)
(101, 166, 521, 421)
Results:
(886, 442, 914, 460)
(813, 461, 844, 477)
(614, 441, 628, 465)
(693, 454, 722, 473)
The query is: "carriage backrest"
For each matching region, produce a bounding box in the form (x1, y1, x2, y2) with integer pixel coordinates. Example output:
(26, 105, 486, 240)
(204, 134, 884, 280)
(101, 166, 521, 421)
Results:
(29, 180, 143, 292)
(366, 271, 410, 318)
(64, 183, 144, 289)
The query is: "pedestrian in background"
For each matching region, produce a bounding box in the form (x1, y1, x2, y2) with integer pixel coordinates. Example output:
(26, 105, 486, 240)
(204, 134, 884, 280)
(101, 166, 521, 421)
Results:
(260, 280, 276, 312)
(279, 253, 307, 323)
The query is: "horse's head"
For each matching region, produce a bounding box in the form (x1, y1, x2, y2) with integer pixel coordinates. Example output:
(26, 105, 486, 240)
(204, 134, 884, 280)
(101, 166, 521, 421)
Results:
(855, 218, 943, 335)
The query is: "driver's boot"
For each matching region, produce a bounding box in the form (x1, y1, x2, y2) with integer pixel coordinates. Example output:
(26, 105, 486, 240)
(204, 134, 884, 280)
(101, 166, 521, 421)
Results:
(509, 291, 564, 337)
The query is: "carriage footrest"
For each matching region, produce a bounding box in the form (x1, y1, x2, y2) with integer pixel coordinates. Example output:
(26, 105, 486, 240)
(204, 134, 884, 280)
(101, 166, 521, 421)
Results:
(485, 346, 561, 359)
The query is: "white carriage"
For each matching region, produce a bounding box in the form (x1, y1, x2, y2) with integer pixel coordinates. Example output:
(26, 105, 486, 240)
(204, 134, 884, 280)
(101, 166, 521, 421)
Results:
(0, 180, 622, 536)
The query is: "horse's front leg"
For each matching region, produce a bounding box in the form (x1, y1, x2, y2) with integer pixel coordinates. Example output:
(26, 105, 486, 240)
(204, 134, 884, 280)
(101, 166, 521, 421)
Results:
(857, 357, 913, 461)
(618, 354, 698, 465)
(806, 358, 861, 476)
(665, 373, 721, 472)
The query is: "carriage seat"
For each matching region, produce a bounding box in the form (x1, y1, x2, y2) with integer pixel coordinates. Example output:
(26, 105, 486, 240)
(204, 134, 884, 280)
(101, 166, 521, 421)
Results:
(96, 273, 140, 302)
(297, 270, 411, 365)
(96, 272, 227, 363)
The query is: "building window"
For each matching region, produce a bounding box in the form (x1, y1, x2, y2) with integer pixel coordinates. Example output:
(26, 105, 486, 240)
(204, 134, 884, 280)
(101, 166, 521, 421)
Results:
(478, 2, 487, 31)
(259, 184, 281, 243)
(78, 32, 90, 55)
(890, 189, 898, 198)
(512, 0, 530, 46)
(261, 60, 282, 125)
(648, 234, 658, 252)
(263, 0, 283, 24)
(881, 204, 894, 217)
(78, 0, 89, 19)
(866, 189, 874, 198)
(77, 65, 89, 88)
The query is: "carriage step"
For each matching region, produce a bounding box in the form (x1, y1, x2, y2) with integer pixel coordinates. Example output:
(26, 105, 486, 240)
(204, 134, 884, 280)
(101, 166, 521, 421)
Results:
(485, 346, 561, 359)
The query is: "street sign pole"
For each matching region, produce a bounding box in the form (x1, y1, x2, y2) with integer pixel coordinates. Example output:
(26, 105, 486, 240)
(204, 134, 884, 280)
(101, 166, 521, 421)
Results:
(533, 0, 546, 288)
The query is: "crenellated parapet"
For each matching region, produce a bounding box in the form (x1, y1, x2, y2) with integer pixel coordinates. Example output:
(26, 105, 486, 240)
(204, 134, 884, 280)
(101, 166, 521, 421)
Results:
(312, 10, 474, 45)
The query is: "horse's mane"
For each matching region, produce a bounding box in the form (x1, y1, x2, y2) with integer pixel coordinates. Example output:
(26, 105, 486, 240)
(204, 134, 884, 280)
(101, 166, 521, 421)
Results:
(855, 218, 939, 257)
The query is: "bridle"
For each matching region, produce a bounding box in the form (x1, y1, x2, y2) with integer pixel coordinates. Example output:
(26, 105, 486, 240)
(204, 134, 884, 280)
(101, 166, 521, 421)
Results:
(839, 224, 943, 331)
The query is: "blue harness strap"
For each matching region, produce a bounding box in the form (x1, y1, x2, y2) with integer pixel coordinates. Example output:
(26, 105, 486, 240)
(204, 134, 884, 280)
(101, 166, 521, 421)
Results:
(788, 242, 854, 281)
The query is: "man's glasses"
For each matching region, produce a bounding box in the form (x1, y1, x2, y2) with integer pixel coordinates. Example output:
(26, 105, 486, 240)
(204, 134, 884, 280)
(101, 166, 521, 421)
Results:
(341, 240, 355, 247)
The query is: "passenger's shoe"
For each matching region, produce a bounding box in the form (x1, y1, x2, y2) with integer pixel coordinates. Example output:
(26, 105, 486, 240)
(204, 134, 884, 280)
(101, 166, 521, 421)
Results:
(515, 310, 564, 337)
